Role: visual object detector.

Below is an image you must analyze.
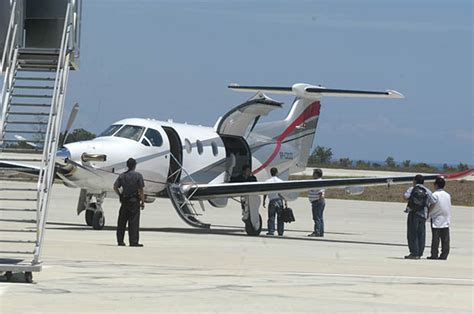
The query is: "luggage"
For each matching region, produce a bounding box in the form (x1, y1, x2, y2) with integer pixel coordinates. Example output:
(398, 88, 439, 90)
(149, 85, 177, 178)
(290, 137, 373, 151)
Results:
(281, 207, 295, 223)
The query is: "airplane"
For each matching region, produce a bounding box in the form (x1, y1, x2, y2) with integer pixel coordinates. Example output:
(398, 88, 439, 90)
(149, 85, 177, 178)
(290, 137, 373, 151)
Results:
(2, 83, 473, 235)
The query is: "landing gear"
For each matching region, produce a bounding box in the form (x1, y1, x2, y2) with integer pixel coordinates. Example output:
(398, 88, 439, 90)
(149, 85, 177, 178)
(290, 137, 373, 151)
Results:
(5, 271, 12, 281)
(245, 214, 262, 236)
(85, 203, 96, 226)
(24, 272, 33, 283)
(78, 192, 106, 230)
(92, 210, 105, 230)
(243, 195, 262, 236)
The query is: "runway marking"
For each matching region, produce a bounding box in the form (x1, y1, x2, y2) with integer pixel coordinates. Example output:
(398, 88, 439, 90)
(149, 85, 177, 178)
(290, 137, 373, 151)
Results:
(287, 272, 474, 283)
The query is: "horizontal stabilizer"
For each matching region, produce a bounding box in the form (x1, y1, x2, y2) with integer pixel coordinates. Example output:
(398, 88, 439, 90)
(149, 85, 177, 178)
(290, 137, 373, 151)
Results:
(229, 83, 404, 99)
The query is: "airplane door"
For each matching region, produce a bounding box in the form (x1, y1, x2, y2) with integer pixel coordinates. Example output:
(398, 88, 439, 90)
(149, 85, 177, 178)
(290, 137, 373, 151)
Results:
(140, 127, 171, 185)
(162, 126, 183, 183)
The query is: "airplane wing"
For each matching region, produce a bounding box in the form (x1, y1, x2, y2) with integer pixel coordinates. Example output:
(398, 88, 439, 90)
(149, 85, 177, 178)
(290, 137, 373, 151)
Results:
(183, 169, 474, 199)
(216, 92, 282, 137)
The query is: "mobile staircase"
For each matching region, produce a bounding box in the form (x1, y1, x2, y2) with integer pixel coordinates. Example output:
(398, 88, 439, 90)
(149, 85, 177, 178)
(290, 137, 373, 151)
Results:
(0, 0, 81, 283)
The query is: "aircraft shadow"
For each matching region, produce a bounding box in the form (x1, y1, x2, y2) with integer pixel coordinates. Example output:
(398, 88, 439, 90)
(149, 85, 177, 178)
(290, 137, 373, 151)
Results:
(45, 221, 405, 248)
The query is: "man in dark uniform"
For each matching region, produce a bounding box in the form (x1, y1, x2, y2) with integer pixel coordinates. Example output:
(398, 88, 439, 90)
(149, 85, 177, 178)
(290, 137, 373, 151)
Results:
(113, 158, 145, 247)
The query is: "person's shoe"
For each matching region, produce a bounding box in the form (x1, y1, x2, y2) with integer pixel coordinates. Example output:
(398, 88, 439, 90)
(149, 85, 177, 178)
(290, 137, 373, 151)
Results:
(130, 243, 144, 247)
(278, 234, 284, 237)
(117, 242, 126, 246)
(438, 256, 448, 260)
(266, 232, 274, 236)
(405, 255, 420, 260)
(307, 232, 317, 237)
(427, 256, 438, 260)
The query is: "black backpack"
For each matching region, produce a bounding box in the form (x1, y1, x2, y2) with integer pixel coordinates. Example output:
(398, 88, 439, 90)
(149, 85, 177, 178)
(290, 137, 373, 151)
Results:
(408, 186, 428, 212)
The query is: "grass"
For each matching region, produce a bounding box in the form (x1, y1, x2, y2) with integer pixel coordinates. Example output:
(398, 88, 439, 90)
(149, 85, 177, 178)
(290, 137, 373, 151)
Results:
(291, 175, 474, 206)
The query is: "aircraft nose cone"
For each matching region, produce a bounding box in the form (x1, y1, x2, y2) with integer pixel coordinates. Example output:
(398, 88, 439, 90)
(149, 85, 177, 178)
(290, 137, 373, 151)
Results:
(56, 147, 71, 165)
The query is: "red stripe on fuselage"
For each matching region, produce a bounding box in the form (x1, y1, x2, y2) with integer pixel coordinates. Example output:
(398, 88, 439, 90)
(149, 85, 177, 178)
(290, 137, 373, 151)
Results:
(253, 101, 321, 174)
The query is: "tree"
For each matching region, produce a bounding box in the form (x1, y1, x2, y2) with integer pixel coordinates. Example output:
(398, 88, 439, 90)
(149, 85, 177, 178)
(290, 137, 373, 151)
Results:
(385, 156, 396, 168)
(401, 160, 411, 168)
(59, 128, 96, 144)
(457, 163, 469, 171)
(355, 160, 370, 169)
(339, 157, 352, 168)
(308, 146, 333, 165)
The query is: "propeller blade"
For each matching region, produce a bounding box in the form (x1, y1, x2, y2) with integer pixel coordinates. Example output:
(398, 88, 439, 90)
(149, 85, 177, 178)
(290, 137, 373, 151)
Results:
(61, 103, 79, 146)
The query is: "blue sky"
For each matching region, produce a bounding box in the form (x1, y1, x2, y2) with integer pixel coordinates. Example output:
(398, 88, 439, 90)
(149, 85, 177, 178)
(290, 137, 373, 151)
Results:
(65, 0, 472, 164)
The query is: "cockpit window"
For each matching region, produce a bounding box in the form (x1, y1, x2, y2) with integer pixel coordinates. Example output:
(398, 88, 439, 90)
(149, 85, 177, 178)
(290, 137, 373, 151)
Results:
(99, 124, 123, 137)
(114, 125, 145, 141)
(144, 128, 163, 147)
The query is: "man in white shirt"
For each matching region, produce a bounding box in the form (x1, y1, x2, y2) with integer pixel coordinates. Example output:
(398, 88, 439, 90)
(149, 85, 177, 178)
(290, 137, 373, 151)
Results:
(308, 169, 325, 237)
(263, 167, 287, 236)
(427, 176, 451, 260)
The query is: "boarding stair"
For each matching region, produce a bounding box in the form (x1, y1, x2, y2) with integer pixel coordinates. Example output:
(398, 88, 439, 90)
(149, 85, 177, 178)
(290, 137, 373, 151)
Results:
(0, 0, 80, 283)
(166, 154, 210, 229)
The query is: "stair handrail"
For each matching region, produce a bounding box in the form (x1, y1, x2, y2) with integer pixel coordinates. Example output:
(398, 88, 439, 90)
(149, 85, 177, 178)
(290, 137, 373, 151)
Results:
(33, 2, 73, 264)
(0, 0, 17, 73)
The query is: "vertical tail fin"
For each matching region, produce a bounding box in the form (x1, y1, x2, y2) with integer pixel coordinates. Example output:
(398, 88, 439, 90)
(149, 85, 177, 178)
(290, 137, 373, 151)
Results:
(229, 83, 404, 174)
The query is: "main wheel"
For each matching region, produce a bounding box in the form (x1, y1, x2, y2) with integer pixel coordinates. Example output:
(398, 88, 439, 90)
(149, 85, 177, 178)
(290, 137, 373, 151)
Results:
(85, 204, 96, 226)
(5, 271, 12, 282)
(92, 211, 105, 230)
(24, 272, 33, 283)
(245, 214, 262, 236)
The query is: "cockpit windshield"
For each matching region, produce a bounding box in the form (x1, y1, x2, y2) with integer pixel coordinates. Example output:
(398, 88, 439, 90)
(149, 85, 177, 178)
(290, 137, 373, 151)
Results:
(114, 125, 145, 141)
(98, 124, 123, 137)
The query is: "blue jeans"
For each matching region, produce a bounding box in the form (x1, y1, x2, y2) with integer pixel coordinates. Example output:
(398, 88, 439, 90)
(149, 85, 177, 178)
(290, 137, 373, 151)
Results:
(407, 211, 426, 257)
(311, 199, 325, 236)
(268, 199, 284, 235)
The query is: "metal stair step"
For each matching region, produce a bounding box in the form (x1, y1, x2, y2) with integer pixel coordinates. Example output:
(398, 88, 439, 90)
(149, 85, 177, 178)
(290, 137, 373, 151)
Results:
(0, 148, 42, 154)
(14, 85, 54, 90)
(14, 77, 55, 81)
(12, 94, 53, 98)
(17, 67, 57, 72)
(0, 229, 36, 233)
(8, 112, 51, 116)
(0, 198, 37, 202)
(0, 167, 39, 172)
(0, 157, 42, 162)
(0, 208, 36, 212)
(4, 130, 47, 134)
(0, 240, 36, 244)
(5, 121, 48, 125)
(0, 218, 36, 224)
(0, 188, 37, 192)
(10, 103, 51, 108)
(0, 251, 34, 255)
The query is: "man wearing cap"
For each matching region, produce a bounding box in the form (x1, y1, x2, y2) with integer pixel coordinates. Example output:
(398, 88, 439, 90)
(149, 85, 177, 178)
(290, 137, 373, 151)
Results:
(113, 158, 145, 247)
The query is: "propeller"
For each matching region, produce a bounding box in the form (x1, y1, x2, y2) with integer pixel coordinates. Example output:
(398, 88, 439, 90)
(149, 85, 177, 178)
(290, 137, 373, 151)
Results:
(61, 102, 79, 147)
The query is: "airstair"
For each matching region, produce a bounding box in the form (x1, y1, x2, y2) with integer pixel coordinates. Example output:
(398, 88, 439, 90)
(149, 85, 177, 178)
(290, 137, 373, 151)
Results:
(0, 0, 81, 283)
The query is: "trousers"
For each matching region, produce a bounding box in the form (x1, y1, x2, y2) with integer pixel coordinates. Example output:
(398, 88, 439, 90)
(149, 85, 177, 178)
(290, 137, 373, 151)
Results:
(116, 198, 141, 245)
(431, 227, 450, 259)
(407, 211, 426, 257)
(267, 199, 284, 235)
(311, 199, 325, 236)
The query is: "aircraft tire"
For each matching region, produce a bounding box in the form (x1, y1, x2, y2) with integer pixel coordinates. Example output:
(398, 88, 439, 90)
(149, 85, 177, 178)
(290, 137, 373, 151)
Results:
(24, 272, 33, 283)
(5, 271, 12, 282)
(92, 211, 105, 230)
(85, 204, 96, 226)
(245, 214, 262, 236)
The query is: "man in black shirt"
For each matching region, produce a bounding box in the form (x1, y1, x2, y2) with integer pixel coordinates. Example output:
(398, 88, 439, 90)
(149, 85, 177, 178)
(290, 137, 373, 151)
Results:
(114, 158, 145, 247)
(231, 164, 257, 183)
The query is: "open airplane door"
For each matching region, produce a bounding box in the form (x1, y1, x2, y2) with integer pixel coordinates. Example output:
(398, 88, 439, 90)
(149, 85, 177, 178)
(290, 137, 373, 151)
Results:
(216, 91, 283, 138)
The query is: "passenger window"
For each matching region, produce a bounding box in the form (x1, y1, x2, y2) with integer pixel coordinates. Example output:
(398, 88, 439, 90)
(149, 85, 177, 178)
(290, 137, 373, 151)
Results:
(211, 141, 218, 156)
(114, 125, 145, 141)
(196, 140, 203, 155)
(99, 124, 123, 137)
(144, 129, 163, 147)
(141, 138, 150, 146)
(184, 139, 192, 153)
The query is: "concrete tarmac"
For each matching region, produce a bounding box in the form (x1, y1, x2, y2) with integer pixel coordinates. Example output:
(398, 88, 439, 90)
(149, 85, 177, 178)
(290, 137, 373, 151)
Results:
(0, 183, 473, 313)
